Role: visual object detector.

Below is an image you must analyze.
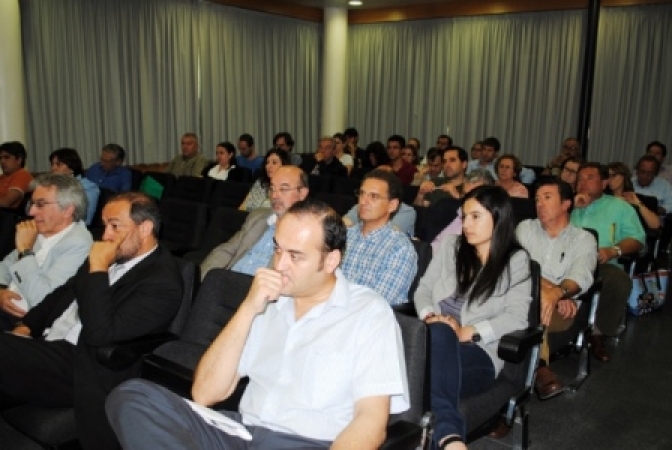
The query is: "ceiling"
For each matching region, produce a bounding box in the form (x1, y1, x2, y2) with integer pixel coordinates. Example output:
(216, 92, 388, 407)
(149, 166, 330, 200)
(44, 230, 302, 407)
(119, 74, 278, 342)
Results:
(290, 0, 453, 9)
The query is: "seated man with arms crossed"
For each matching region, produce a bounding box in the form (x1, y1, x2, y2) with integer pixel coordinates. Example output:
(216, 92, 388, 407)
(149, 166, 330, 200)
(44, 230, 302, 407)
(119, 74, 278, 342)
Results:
(106, 198, 409, 449)
(200, 166, 309, 279)
(0, 192, 184, 450)
(0, 174, 93, 330)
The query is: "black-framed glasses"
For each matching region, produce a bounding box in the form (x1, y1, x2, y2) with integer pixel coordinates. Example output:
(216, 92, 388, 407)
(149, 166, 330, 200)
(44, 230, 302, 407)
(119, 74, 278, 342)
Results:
(266, 185, 304, 195)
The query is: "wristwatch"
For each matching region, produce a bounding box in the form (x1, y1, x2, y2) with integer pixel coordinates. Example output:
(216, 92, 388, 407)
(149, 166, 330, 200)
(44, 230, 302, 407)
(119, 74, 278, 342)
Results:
(18, 249, 35, 260)
(471, 332, 481, 343)
(560, 284, 570, 299)
(613, 245, 622, 258)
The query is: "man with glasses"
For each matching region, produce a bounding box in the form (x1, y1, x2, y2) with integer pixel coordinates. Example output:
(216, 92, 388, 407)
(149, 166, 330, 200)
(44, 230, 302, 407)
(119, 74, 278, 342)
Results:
(85, 144, 132, 193)
(342, 169, 417, 306)
(309, 136, 347, 177)
(0, 141, 33, 209)
(201, 166, 309, 280)
(632, 155, 672, 214)
(544, 137, 582, 176)
(0, 174, 93, 330)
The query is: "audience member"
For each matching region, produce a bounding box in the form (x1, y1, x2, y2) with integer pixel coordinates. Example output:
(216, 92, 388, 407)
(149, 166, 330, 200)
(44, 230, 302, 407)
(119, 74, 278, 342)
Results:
(201, 166, 309, 279)
(106, 198, 409, 449)
(402, 144, 420, 168)
(436, 134, 452, 151)
(384, 135, 416, 185)
(414, 185, 532, 450)
(236, 134, 263, 173)
(544, 137, 582, 176)
(333, 133, 354, 175)
(0, 141, 33, 209)
(0, 174, 92, 330)
(408, 137, 421, 154)
(470, 141, 483, 160)
(571, 163, 645, 362)
(431, 168, 495, 252)
(240, 148, 291, 211)
(310, 136, 348, 177)
(631, 154, 672, 214)
(166, 132, 209, 177)
(558, 156, 583, 192)
(365, 140, 390, 168)
(467, 136, 499, 179)
(646, 141, 671, 184)
(343, 201, 416, 237)
(273, 131, 301, 166)
(206, 142, 237, 181)
(344, 127, 368, 169)
(342, 169, 417, 305)
(495, 153, 528, 198)
(49, 147, 100, 225)
(516, 178, 596, 399)
(85, 144, 131, 193)
(415, 146, 468, 207)
(607, 162, 660, 230)
(412, 147, 443, 186)
(0, 192, 184, 450)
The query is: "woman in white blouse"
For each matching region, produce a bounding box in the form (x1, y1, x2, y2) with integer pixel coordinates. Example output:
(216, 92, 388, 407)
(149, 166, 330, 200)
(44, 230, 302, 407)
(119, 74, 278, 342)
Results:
(207, 142, 236, 181)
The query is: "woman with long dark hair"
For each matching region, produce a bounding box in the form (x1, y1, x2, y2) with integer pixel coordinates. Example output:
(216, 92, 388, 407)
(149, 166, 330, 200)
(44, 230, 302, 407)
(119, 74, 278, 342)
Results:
(239, 148, 291, 211)
(414, 185, 532, 449)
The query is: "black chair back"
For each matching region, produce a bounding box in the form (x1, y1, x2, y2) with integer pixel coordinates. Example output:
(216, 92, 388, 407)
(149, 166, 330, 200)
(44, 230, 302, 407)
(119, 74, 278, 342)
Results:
(183, 207, 249, 265)
(169, 176, 213, 203)
(419, 197, 461, 243)
(159, 199, 209, 255)
(209, 180, 253, 209)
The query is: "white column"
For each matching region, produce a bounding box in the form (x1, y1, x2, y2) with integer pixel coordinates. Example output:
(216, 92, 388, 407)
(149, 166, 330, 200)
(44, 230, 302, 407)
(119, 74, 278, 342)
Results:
(320, 7, 348, 137)
(0, 0, 27, 145)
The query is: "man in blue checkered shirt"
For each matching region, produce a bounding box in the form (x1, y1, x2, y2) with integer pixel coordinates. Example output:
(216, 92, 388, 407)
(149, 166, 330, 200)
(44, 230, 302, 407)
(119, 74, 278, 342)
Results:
(342, 170, 417, 306)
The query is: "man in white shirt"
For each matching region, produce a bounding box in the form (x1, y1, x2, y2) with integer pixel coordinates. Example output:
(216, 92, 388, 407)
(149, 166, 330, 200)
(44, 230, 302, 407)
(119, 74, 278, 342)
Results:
(0, 174, 92, 330)
(106, 198, 409, 449)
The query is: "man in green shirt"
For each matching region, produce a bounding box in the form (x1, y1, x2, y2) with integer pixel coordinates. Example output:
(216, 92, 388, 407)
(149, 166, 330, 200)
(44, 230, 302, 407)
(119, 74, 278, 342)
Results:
(165, 132, 210, 178)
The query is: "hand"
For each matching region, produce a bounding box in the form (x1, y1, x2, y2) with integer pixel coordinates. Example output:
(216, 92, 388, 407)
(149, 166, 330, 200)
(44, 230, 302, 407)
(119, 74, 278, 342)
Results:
(442, 183, 460, 198)
(89, 230, 128, 272)
(245, 268, 284, 315)
(574, 194, 590, 208)
(621, 191, 639, 205)
(15, 220, 39, 253)
(11, 324, 31, 337)
(540, 285, 562, 326)
(598, 247, 617, 264)
(0, 289, 27, 318)
(418, 181, 435, 195)
(557, 299, 577, 320)
(314, 151, 324, 162)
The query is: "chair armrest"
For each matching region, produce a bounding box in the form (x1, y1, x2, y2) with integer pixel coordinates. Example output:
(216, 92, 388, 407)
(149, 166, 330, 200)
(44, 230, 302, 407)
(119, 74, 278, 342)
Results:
(96, 332, 177, 370)
(381, 420, 424, 450)
(497, 326, 544, 363)
(142, 354, 195, 399)
(392, 302, 417, 317)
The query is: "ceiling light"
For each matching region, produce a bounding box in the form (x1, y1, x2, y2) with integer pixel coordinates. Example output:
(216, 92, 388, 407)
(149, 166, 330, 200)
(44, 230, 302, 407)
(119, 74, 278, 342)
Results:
(349, 1, 363, 6)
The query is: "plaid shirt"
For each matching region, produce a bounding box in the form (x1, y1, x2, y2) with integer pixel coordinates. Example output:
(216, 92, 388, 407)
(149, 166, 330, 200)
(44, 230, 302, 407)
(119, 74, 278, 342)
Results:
(342, 223, 417, 306)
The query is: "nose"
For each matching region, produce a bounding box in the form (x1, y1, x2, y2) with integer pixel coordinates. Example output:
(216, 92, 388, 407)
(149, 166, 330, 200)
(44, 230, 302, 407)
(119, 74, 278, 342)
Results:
(273, 250, 291, 271)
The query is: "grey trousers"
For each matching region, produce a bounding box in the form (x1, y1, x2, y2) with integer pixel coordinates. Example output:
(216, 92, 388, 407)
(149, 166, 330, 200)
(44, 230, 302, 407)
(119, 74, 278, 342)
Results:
(106, 379, 331, 450)
(597, 263, 632, 336)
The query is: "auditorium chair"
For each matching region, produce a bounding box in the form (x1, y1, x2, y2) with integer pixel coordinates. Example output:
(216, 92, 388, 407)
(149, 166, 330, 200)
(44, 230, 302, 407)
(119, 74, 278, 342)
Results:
(312, 192, 357, 216)
(159, 198, 209, 255)
(0, 258, 197, 450)
(0, 210, 19, 260)
(140, 171, 176, 199)
(168, 176, 214, 203)
(416, 197, 461, 243)
(209, 180, 253, 209)
(182, 206, 249, 267)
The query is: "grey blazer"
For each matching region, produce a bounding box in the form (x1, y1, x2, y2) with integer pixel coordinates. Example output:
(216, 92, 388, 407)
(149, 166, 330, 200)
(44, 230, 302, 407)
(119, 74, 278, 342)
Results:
(414, 234, 531, 374)
(200, 208, 273, 280)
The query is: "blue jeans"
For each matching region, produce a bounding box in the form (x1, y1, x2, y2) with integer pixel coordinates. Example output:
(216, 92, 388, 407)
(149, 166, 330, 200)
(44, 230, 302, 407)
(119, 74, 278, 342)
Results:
(429, 323, 495, 446)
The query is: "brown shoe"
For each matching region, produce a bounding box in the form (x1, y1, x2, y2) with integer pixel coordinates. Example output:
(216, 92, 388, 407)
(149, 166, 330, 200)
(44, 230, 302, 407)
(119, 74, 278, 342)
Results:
(534, 366, 565, 400)
(488, 418, 511, 439)
(590, 335, 610, 362)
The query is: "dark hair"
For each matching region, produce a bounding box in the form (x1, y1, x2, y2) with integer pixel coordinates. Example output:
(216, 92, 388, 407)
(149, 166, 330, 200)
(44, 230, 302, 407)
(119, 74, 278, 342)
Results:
(409, 137, 421, 150)
(387, 134, 406, 148)
(49, 148, 84, 176)
(366, 141, 390, 167)
(455, 185, 526, 305)
(344, 127, 359, 138)
(403, 145, 420, 165)
(606, 162, 634, 193)
(579, 162, 608, 180)
(426, 147, 441, 162)
(362, 168, 403, 203)
(332, 133, 346, 144)
(260, 148, 292, 185)
(273, 132, 294, 148)
(443, 146, 468, 163)
(239, 133, 254, 147)
(646, 140, 667, 157)
(0, 141, 27, 167)
(560, 155, 584, 171)
(495, 153, 522, 177)
(286, 198, 347, 254)
(109, 192, 161, 238)
(437, 134, 453, 146)
(217, 141, 236, 156)
(535, 177, 576, 213)
(102, 143, 126, 162)
(482, 137, 501, 152)
(636, 154, 661, 175)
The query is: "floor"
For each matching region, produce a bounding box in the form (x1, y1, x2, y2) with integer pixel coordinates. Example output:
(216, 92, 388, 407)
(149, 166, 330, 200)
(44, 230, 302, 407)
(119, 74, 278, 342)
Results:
(471, 302, 672, 450)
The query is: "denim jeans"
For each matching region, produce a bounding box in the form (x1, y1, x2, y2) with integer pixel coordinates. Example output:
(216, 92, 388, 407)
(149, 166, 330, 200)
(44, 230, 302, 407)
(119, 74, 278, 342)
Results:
(429, 322, 495, 446)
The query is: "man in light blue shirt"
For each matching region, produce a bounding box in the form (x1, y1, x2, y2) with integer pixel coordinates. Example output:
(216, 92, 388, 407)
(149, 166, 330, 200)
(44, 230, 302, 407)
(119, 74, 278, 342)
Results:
(466, 136, 499, 179)
(631, 155, 672, 214)
(86, 144, 132, 193)
(342, 170, 417, 306)
(235, 134, 263, 173)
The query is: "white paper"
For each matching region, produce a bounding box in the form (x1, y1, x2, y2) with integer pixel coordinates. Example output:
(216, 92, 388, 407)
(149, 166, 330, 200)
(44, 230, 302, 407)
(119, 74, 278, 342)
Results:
(184, 399, 253, 441)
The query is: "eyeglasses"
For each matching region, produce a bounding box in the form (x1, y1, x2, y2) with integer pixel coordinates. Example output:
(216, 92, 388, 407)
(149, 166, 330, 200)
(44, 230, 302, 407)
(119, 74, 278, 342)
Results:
(28, 200, 59, 209)
(355, 189, 389, 202)
(266, 185, 304, 195)
(562, 167, 578, 175)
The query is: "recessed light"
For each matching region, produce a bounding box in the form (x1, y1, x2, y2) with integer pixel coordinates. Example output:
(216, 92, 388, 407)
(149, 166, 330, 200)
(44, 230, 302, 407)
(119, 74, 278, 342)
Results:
(349, 1, 363, 6)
